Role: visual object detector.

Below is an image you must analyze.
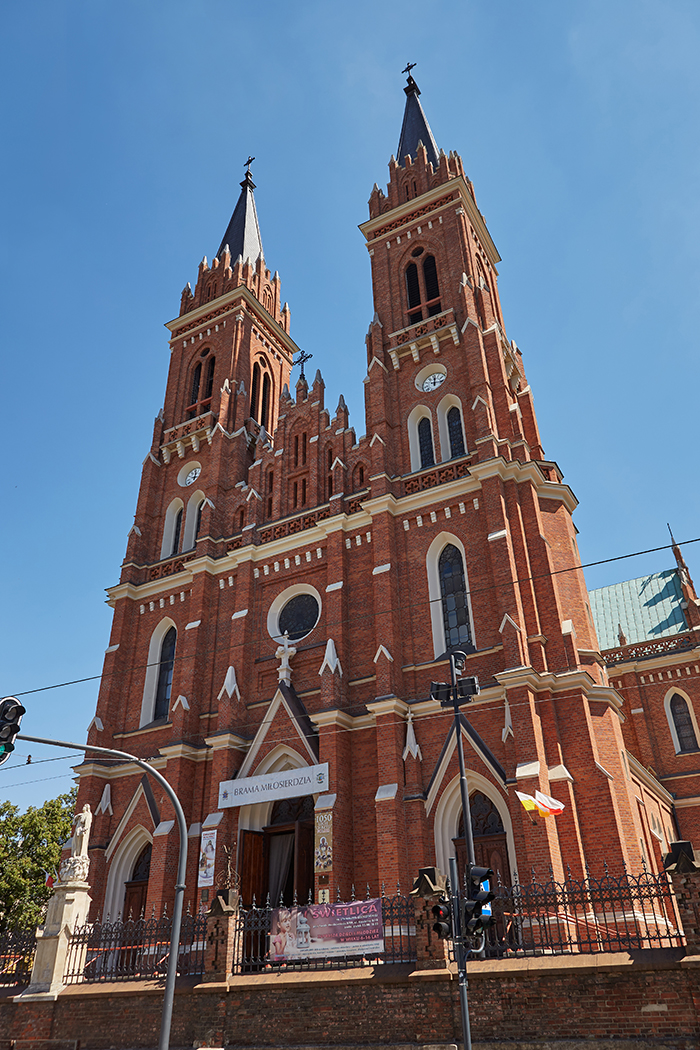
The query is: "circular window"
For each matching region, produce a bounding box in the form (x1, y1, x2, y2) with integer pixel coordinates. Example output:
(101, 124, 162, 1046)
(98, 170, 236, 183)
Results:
(279, 594, 320, 641)
(267, 584, 323, 644)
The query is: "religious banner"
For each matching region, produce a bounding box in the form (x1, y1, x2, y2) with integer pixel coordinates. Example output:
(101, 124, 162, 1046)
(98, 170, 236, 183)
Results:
(197, 829, 217, 887)
(218, 762, 329, 809)
(314, 809, 333, 873)
(269, 899, 384, 962)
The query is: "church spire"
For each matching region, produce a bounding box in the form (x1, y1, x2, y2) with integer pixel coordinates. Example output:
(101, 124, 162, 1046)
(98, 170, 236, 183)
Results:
(396, 69, 440, 168)
(217, 159, 264, 265)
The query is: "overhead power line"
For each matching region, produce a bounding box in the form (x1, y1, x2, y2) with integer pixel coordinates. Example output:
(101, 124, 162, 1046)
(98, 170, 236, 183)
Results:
(6, 534, 699, 702)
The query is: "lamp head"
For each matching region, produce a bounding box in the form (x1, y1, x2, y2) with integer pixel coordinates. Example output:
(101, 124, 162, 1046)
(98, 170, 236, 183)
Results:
(452, 651, 467, 673)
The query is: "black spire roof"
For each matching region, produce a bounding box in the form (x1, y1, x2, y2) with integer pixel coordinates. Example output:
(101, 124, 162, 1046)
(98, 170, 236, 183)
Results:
(217, 169, 264, 265)
(396, 74, 440, 168)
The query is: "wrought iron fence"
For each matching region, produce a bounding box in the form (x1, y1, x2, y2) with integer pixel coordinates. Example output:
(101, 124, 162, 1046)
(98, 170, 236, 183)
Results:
(63, 911, 206, 983)
(480, 868, 683, 958)
(0, 927, 36, 986)
(234, 888, 416, 973)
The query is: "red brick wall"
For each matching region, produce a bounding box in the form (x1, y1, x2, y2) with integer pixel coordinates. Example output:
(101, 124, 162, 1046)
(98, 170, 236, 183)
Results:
(2, 951, 698, 1049)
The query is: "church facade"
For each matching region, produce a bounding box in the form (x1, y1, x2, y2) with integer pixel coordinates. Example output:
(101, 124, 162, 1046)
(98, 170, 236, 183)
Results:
(74, 76, 699, 920)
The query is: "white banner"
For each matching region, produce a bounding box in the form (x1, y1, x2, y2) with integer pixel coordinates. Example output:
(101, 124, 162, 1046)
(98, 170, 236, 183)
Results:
(218, 762, 329, 809)
(198, 829, 217, 887)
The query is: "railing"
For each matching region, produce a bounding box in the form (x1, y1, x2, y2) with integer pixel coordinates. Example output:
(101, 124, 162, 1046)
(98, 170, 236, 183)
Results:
(481, 869, 683, 957)
(0, 927, 36, 986)
(58, 869, 683, 983)
(233, 890, 416, 973)
(604, 632, 696, 665)
(63, 912, 206, 984)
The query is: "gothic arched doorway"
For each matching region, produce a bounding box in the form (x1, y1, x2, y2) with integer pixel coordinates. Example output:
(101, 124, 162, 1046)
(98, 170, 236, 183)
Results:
(123, 842, 151, 919)
(454, 791, 512, 887)
(239, 794, 315, 906)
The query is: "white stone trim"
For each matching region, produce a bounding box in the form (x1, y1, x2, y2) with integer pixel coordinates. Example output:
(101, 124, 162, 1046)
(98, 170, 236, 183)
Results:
(140, 617, 177, 727)
(425, 532, 475, 660)
(664, 686, 700, 754)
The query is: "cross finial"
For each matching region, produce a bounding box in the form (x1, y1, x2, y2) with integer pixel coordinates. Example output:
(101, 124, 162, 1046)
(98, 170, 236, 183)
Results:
(294, 349, 313, 380)
(244, 155, 255, 174)
(402, 62, 417, 76)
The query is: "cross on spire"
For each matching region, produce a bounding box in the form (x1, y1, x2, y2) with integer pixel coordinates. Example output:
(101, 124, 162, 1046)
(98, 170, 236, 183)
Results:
(244, 155, 255, 174)
(294, 349, 313, 380)
(401, 62, 416, 76)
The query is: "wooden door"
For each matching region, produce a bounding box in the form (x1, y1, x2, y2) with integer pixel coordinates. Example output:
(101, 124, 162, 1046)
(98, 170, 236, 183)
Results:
(123, 880, 148, 920)
(295, 821, 314, 905)
(239, 829, 265, 906)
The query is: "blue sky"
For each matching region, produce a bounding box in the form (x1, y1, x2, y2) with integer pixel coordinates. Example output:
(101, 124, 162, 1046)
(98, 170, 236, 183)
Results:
(2, 0, 699, 812)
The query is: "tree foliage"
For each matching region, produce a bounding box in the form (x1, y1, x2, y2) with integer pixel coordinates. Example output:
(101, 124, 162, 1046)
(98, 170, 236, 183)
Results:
(0, 788, 77, 930)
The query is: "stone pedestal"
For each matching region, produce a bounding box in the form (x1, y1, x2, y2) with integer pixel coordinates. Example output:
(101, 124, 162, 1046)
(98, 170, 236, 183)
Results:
(202, 891, 239, 982)
(413, 895, 451, 970)
(16, 880, 92, 1001)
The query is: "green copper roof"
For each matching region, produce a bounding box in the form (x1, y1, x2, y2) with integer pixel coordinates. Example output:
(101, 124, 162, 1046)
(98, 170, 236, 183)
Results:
(589, 569, 688, 651)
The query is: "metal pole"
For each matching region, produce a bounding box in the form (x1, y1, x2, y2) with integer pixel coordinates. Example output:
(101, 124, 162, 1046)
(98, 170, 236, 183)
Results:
(18, 733, 187, 1050)
(449, 655, 476, 867)
(449, 855, 472, 1050)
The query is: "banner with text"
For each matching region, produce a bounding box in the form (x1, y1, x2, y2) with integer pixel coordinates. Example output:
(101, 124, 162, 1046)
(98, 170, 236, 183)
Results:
(269, 899, 384, 961)
(218, 762, 329, 809)
(314, 809, 333, 873)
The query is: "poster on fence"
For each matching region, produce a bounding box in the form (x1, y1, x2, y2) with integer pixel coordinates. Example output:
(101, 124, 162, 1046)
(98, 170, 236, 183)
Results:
(198, 829, 217, 887)
(269, 899, 384, 961)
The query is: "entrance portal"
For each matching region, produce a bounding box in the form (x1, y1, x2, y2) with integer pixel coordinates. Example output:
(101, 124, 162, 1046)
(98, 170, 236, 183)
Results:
(239, 794, 315, 906)
(454, 790, 512, 886)
(122, 842, 152, 919)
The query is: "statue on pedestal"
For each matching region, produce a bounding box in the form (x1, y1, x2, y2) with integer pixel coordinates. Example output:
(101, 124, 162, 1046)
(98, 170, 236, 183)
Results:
(59, 804, 93, 883)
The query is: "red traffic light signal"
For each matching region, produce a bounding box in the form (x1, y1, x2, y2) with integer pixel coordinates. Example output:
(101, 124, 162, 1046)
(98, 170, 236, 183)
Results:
(0, 697, 25, 766)
(431, 898, 453, 939)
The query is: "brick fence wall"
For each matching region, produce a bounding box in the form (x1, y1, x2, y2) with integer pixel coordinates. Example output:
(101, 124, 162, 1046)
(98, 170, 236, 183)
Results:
(2, 949, 699, 1050)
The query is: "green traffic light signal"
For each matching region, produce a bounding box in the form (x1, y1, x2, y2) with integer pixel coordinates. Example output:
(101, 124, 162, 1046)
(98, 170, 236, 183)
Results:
(462, 864, 495, 937)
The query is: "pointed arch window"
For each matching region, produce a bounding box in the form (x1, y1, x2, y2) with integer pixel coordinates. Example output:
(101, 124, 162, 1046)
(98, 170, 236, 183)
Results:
(154, 627, 176, 720)
(447, 406, 466, 458)
(405, 254, 442, 326)
(186, 352, 215, 420)
(326, 447, 334, 500)
(418, 417, 435, 469)
(251, 363, 260, 421)
(406, 263, 422, 324)
(670, 693, 699, 752)
(193, 500, 204, 544)
(439, 544, 473, 650)
(261, 372, 271, 431)
(172, 508, 183, 556)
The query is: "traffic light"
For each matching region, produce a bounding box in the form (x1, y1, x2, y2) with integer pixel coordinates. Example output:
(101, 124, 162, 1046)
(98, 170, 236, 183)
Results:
(431, 897, 453, 939)
(461, 865, 495, 938)
(0, 697, 25, 766)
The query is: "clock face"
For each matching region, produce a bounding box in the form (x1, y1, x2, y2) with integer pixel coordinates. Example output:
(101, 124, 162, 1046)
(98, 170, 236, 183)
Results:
(422, 372, 446, 392)
(185, 467, 201, 486)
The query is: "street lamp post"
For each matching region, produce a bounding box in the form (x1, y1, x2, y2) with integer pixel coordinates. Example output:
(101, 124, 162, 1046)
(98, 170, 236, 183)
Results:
(18, 733, 187, 1050)
(431, 652, 481, 1050)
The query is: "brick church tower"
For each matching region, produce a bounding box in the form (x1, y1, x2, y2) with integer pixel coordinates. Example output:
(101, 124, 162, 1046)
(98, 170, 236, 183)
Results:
(75, 75, 664, 920)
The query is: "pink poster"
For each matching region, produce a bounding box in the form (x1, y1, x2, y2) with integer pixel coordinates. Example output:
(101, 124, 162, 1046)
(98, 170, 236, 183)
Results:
(269, 899, 384, 961)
